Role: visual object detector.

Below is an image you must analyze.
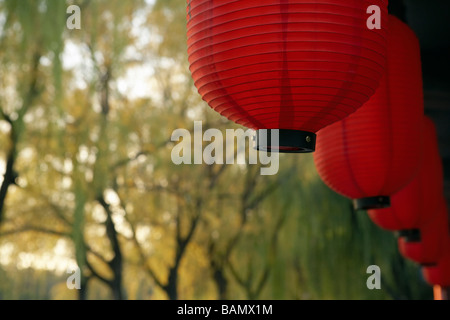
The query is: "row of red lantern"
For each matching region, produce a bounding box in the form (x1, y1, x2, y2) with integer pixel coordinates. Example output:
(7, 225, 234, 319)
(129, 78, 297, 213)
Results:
(186, 0, 449, 290)
(308, 14, 450, 288)
(367, 118, 449, 286)
(370, 133, 450, 287)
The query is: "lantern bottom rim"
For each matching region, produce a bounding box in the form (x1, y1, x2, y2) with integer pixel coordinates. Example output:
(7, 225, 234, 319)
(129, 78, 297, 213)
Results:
(421, 263, 438, 268)
(254, 129, 316, 153)
(354, 196, 390, 210)
(398, 229, 421, 243)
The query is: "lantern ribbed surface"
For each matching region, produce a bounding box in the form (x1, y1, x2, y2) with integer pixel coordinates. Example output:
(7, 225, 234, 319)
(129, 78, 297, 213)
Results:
(187, 0, 388, 152)
(367, 117, 444, 229)
(313, 15, 423, 208)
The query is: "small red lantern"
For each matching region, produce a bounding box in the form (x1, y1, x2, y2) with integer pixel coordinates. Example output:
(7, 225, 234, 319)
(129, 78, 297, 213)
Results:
(423, 240, 450, 287)
(367, 117, 444, 229)
(422, 201, 450, 285)
(423, 252, 450, 287)
(314, 15, 423, 209)
(187, 0, 388, 152)
(398, 199, 449, 266)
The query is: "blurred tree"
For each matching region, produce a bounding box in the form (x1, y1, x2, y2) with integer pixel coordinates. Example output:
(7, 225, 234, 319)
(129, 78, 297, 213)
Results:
(0, 0, 66, 223)
(58, 0, 147, 300)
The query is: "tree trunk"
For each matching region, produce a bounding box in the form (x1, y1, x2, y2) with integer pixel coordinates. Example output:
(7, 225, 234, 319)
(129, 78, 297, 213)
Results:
(213, 268, 228, 300)
(78, 287, 88, 300)
(110, 256, 124, 300)
(78, 277, 89, 300)
(0, 51, 40, 224)
(100, 196, 125, 300)
(165, 268, 178, 300)
(111, 278, 124, 300)
(246, 287, 257, 300)
(0, 151, 16, 223)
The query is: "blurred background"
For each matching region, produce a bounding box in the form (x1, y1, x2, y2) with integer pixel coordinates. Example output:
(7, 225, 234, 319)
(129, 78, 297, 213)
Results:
(0, 0, 448, 300)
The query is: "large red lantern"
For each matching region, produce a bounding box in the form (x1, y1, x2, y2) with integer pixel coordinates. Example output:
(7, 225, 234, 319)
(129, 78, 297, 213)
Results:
(367, 117, 444, 229)
(187, 0, 388, 152)
(397, 199, 449, 266)
(313, 15, 423, 209)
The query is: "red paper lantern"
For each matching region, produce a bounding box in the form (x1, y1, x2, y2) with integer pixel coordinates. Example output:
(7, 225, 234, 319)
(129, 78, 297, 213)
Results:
(398, 199, 449, 266)
(367, 117, 444, 229)
(423, 252, 450, 287)
(187, 0, 388, 152)
(313, 15, 423, 209)
(423, 221, 450, 287)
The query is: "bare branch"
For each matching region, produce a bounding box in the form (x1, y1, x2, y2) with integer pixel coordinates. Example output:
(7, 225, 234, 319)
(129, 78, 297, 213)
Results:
(0, 226, 70, 238)
(175, 197, 202, 266)
(97, 195, 123, 269)
(178, 208, 201, 258)
(17, 51, 42, 120)
(85, 258, 112, 287)
(254, 266, 271, 298)
(34, 194, 72, 226)
(86, 43, 102, 76)
(175, 205, 182, 245)
(112, 150, 150, 170)
(227, 259, 246, 288)
(112, 138, 172, 170)
(246, 181, 280, 211)
(208, 164, 228, 189)
(117, 190, 166, 290)
(125, 216, 166, 289)
(225, 174, 291, 299)
(0, 108, 12, 124)
(86, 244, 110, 266)
(246, 171, 291, 210)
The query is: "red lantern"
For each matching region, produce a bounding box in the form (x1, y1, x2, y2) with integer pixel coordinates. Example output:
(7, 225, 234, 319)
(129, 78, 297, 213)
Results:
(398, 199, 449, 266)
(367, 117, 444, 229)
(422, 201, 450, 286)
(423, 229, 450, 287)
(187, 0, 388, 152)
(313, 15, 423, 209)
(423, 252, 450, 287)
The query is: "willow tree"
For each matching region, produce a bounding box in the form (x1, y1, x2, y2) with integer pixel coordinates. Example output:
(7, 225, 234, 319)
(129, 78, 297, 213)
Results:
(56, 0, 147, 299)
(0, 0, 66, 223)
(1, 0, 148, 300)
